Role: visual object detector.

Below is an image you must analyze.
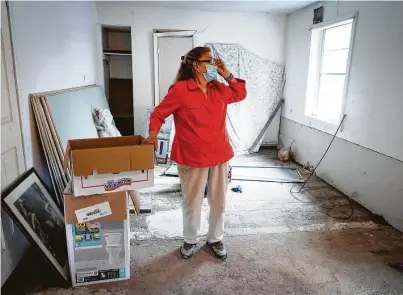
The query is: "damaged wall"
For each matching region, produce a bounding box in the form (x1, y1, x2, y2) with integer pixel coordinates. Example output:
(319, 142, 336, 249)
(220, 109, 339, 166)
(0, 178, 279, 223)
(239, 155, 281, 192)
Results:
(97, 3, 286, 145)
(281, 1, 403, 231)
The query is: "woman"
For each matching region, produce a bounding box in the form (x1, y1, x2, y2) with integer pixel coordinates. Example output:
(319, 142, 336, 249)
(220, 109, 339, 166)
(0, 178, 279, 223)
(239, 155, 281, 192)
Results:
(143, 47, 246, 260)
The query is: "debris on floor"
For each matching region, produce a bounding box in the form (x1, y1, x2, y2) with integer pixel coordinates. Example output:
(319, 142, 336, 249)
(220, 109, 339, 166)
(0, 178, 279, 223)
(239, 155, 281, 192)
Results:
(278, 139, 294, 162)
(231, 185, 243, 193)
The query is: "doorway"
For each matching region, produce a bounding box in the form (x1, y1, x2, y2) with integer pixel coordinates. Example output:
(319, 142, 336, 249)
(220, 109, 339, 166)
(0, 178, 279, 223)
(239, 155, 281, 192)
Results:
(102, 26, 134, 136)
(1, 1, 29, 285)
(153, 30, 195, 161)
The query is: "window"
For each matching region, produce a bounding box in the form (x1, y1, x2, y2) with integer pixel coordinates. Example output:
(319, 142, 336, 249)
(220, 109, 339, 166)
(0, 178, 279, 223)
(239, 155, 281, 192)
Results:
(305, 17, 356, 124)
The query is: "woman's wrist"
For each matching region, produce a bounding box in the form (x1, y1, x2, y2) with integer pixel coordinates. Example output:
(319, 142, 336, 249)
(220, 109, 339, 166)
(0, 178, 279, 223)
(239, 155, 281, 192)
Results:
(148, 130, 158, 139)
(224, 73, 235, 83)
(221, 70, 231, 78)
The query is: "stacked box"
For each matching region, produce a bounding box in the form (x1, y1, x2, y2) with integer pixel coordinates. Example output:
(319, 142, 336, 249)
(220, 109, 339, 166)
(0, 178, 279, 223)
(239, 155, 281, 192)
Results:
(63, 135, 154, 287)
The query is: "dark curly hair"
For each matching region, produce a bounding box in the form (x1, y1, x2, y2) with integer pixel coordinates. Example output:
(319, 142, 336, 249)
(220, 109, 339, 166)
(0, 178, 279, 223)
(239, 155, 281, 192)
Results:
(175, 46, 211, 82)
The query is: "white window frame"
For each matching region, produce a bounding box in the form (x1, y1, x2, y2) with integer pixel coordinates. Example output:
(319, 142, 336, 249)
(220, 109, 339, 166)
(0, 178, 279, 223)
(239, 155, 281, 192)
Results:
(305, 12, 358, 125)
(153, 30, 197, 106)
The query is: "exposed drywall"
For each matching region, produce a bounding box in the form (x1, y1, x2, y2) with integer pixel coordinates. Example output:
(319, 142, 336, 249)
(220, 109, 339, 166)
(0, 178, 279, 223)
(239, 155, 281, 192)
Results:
(282, 1, 403, 230)
(9, 1, 99, 173)
(97, 3, 286, 142)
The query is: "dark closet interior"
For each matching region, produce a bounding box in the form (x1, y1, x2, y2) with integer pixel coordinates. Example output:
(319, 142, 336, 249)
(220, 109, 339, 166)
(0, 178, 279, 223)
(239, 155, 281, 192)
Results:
(102, 26, 134, 136)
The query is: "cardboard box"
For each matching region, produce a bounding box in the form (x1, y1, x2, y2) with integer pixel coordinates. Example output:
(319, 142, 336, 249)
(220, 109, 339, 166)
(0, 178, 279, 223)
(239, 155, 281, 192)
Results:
(64, 186, 130, 287)
(66, 219, 130, 287)
(64, 182, 127, 224)
(63, 135, 154, 196)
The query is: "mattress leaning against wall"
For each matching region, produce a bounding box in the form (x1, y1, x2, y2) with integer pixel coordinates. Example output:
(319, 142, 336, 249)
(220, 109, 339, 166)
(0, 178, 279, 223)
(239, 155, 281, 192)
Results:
(31, 85, 111, 210)
(206, 43, 285, 155)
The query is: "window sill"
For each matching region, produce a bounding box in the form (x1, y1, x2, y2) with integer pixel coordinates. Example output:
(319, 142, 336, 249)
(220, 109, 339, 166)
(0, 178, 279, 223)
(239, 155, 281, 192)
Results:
(303, 113, 345, 136)
(306, 113, 340, 126)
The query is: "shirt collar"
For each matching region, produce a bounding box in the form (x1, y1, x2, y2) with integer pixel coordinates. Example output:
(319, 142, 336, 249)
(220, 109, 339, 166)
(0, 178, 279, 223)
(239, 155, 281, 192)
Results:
(187, 79, 218, 91)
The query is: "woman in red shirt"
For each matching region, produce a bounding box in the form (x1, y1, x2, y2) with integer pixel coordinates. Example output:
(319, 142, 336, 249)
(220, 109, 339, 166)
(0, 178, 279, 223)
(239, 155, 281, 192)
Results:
(143, 46, 246, 260)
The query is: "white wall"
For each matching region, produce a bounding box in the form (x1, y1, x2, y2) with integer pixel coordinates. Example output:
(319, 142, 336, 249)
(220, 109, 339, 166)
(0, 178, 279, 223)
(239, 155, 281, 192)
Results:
(97, 3, 286, 142)
(3, 1, 98, 284)
(281, 1, 403, 231)
(10, 1, 99, 173)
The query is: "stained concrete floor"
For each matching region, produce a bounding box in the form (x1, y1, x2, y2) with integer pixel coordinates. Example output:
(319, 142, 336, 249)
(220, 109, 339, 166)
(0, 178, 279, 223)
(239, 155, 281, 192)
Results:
(32, 151, 403, 295)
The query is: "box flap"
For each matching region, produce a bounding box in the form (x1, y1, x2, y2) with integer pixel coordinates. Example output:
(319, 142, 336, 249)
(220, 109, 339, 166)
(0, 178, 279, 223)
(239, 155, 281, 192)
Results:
(64, 188, 127, 224)
(63, 135, 154, 176)
(63, 141, 72, 171)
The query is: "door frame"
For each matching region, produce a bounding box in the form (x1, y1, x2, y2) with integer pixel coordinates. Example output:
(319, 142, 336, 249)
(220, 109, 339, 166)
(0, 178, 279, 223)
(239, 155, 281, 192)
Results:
(2, 1, 27, 170)
(153, 30, 197, 106)
(1, 0, 29, 286)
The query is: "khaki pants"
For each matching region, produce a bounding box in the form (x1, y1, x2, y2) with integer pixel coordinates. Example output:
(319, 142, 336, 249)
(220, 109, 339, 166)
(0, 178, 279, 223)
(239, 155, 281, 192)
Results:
(178, 162, 228, 244)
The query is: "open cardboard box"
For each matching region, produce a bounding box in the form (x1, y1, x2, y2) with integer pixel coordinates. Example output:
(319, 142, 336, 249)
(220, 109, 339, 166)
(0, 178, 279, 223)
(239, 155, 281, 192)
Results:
(64, 135, 154, 197)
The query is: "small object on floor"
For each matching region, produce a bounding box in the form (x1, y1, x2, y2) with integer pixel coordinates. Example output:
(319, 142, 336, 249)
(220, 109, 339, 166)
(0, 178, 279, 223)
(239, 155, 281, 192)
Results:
(278, 140, 295, 162)
(278, 148, 290, 162)
(180, 242, 197, 259)
(231, 185, 243, 193)
(387, 261, 403, 272)
(206, 241, 227, 260)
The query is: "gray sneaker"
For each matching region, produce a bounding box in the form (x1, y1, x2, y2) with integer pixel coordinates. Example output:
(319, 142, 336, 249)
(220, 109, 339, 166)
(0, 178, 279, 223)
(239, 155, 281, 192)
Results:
(206, 241, 227, 260)
(180, 242, 197, 259)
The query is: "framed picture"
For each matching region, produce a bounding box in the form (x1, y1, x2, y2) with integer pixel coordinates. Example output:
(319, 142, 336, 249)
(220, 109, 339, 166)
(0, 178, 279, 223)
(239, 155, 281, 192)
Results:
(1, 168, 69, 284)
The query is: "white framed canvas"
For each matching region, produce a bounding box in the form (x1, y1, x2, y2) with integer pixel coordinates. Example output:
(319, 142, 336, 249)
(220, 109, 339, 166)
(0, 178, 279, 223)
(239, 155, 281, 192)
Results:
(1, 168, 69, 284)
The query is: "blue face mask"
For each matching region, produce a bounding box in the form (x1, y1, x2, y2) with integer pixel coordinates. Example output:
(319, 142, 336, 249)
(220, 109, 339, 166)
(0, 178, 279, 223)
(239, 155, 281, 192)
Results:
(203, 65, 218, 82)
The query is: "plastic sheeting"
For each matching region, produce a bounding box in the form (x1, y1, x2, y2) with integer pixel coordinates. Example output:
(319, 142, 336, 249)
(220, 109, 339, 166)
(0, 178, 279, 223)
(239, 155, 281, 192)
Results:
(206, 43, 285, 154)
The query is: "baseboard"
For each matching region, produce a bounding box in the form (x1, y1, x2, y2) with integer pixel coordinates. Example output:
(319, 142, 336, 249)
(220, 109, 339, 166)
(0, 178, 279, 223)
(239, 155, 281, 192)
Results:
(260, 144, 277, 150)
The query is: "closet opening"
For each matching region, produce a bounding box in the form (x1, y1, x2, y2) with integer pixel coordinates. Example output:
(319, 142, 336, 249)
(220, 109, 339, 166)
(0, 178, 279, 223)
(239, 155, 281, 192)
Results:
(102, 26, 133, 136)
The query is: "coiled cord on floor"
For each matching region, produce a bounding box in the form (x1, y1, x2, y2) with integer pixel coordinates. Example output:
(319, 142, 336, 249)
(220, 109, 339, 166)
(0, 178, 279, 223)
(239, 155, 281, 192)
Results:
(290, 183, 354, 220)
(288, 114, 354, 220)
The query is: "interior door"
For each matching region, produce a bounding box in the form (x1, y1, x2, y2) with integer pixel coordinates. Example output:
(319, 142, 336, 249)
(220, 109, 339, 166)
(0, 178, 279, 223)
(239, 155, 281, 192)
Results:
(1, 1, 29, 285)
(157, 37, 193, 155)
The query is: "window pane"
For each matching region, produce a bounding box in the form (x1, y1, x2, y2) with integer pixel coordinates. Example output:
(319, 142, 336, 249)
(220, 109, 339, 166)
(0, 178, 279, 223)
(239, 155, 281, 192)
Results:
(321, 49, 349, 74)
(323, 23, 352, 51)
(317, 74, 345, 122)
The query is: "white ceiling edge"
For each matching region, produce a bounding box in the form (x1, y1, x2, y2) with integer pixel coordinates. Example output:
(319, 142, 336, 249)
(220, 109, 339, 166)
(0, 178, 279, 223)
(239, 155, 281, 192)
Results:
(97, 1, 318, 15)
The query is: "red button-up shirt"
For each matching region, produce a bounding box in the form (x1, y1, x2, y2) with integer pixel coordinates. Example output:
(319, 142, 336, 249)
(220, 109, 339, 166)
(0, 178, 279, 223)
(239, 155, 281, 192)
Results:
(149, 78, 247, 168)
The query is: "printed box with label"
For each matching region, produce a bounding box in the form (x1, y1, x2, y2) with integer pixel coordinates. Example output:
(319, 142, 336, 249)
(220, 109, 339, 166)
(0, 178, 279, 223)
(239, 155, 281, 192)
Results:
(64, 182, 127, 224)
(63, 185, 130, 286)
(66, 220, 130, 287)
(63, 135, 154, 196)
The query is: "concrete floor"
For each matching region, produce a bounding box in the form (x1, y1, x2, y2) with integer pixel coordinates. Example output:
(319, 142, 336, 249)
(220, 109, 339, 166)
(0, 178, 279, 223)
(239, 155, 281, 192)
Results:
(33, 151, 403, 295)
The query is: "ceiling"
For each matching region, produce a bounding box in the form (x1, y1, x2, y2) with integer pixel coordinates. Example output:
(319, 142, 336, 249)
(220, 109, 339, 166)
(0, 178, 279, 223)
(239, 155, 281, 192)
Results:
(107, 1, 316, 14)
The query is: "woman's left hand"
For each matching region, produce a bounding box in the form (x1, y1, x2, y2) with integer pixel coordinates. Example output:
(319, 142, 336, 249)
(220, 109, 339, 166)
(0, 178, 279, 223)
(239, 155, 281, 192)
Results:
(215, 58, 231, 78)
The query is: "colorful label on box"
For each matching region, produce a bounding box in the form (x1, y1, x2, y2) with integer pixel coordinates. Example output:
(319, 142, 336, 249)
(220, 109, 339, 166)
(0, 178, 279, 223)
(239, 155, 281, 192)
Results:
(76, 268, 126, 283)
(104, 178, 132, 191)
(74, 169, 153, 196)
(73, 222, 102, 249)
